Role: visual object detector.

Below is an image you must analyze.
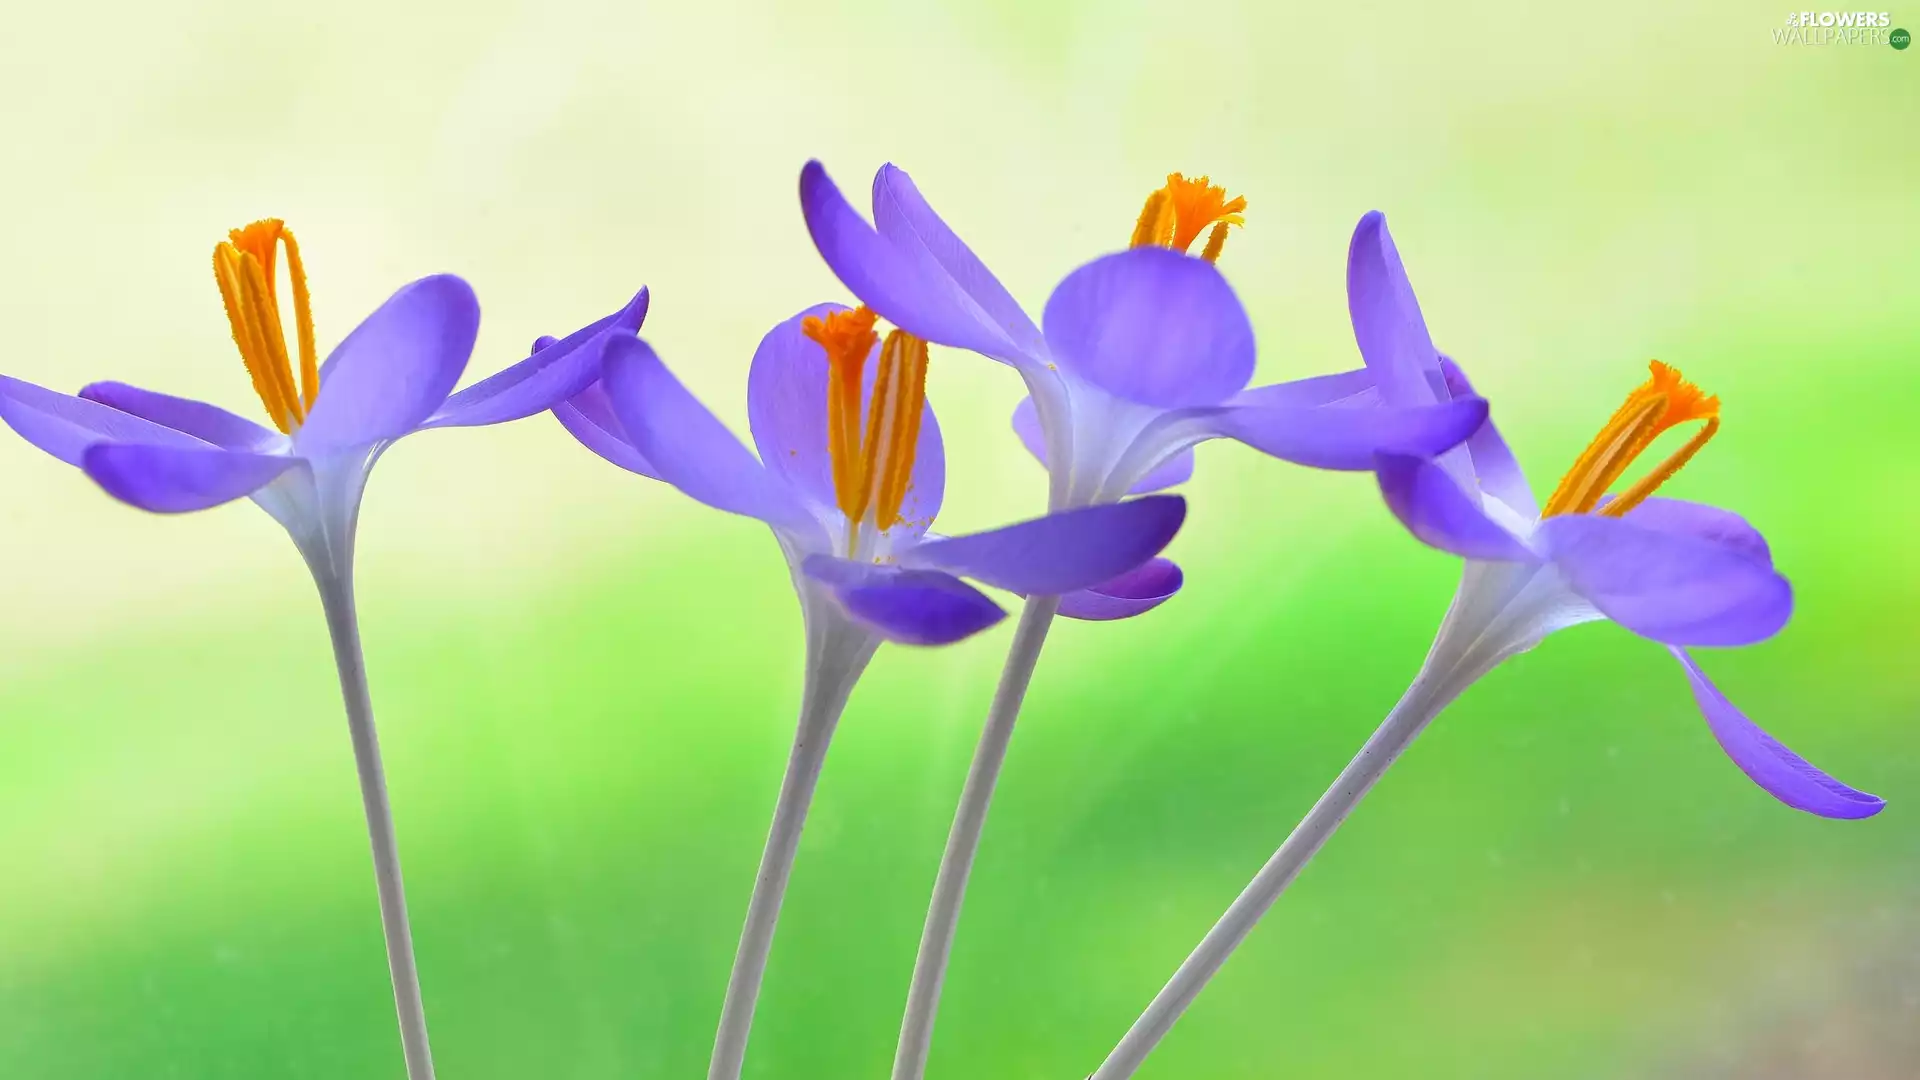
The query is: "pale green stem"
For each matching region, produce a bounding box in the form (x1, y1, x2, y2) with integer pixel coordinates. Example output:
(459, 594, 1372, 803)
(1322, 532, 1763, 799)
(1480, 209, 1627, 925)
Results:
(890, 595, 1062, 1080)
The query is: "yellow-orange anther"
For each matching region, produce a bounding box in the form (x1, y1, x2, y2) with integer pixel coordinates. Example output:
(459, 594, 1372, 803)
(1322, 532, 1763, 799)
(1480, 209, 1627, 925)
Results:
(1541, 361, 1721, 519)
(1130, 174, 1246, 263)
(866, 330, 929, 531)
(212, 219, 318, 433)
(800, 306, 929, 536)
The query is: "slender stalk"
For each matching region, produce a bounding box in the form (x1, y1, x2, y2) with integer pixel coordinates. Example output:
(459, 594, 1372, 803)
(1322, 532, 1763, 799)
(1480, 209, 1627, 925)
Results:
(311, 565, 436, 1080)
(891, 595, 1062, 1080)
(1086, 674, 1456, 1080)
(707, 607, 874, 1080)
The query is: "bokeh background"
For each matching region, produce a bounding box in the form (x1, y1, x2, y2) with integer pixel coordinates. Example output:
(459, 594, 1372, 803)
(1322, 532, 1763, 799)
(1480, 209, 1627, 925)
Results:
(1, 1, 1914, 1077)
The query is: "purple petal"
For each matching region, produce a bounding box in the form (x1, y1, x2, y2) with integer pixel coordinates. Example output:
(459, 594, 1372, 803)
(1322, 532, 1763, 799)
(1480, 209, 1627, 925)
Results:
(1229, 368, 1378, 408)
(1435, 356, 1537, 518)
(553, 381, 659, 478)
(299, 275, 479, 452)
(429, 287, 647, 430)
(1347, 211, 1447, 408)
(800, 161, 1033, 367)
(1057, 558, 1183, 621)
(903, 495, 1186, 595)
(1669, 646, 1884, 819)
(1620, 498, 1773, 568)
(870, 164, 1048, 362)
(600, 335, 820, 538)
(1129, 449, 1194, 494)
(747, 304, 945, 532)
(1012, 396, 1188, 493)
(533, 335, 560, 351)
(1011, 397, 1046, 466)
(1375, 452, 1536, 562)
(1212, 396, 1489, 470)
(1042, 247, 1255, 409)
(78, 382, 279, 450)
(81, 442, 298, 513)
(0, 375, 209, 465)
(802, 555, 1006, 646)
(1535, 513, 1793, 646)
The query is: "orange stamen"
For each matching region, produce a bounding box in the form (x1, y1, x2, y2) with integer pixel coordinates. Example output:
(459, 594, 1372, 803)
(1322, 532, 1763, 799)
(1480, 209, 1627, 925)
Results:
(800, 306, 929, 544)
(1130, 174, 1246, 263)
(211, 219, 319, 432)
(1541, 361, 1722, 519)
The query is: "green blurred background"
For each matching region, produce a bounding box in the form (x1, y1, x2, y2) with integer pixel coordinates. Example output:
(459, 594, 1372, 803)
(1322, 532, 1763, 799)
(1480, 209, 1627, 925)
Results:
(0, 1, 1914, 1077)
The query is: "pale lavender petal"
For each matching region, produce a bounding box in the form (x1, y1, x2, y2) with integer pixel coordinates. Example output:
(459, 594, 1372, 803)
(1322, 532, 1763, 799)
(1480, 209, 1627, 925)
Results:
(1129, 449, 1194, 494)
(1212, 396, 1488, 470)
(1347, 211, 1447, 408)
(1669, 646, 1884, 819)
(600, 335, 820, 539)
(78, 382, 278, 450)
(1228, 368, 1377, 408)
(871, 164, 1048, 362)
(428, 287, 647, 429)
(800, 161, 1033, 367)
(1011, 396, 1187, 493)
(300, 275, 479, 452)
(553, 381, 658, 478)
(1535, 513, 1792, 646)
(1436, 356, 1537, 518)
(903, 495, 1186, 595)
(1620, 498, 1772, 568)
(0, 375, 208, 465)
(747, 303, 945, 532)
(802, 555, 1006, 645)
(81, 442, 298, 513)
(1011, 397, 1046, 466)
(1057, 558, 1183, 621)
(1375, 452, 1536, 562)
(1042, 247, 1254, 408)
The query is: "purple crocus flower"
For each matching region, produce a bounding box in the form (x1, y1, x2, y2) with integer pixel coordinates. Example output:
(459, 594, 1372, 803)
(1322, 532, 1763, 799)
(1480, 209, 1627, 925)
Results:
(797, 164, 1491, 523)
(0, 219, 645, 1080)
(1350, 210, 1882, 819)
(549, 301, 1184, 1080)
(1084, 211, 1882, 1080)
(553, 303, 1187, 647)
(0, 221, 642, 568)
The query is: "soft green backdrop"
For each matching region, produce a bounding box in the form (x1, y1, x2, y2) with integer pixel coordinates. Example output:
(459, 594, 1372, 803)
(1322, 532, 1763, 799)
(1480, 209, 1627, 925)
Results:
(0, 1, 1914, 1077)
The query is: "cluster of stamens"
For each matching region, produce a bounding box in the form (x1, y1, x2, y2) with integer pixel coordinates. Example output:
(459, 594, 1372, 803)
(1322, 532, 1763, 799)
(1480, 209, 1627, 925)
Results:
(801, 306, 929, 546)
(1129, 174, 1247, 263)
(1541, 360, 1721, 518)
(212, 219, 318, 434)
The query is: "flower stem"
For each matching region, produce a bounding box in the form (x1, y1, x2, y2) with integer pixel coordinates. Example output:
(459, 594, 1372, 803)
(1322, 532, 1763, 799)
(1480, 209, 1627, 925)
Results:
(311, 566, 435, 1080)
(891, 594, 1062, 1080)
(1086, 675, 1454, 1080)
(707, 607, 875, 1080)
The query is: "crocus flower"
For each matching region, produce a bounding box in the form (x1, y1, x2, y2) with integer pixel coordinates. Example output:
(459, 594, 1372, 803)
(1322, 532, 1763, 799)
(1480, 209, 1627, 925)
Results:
(799, 162, 1495, 1080)
(554, 303, 1186, 647)
(549, 301, 1185, 1080)
(798, 162, 1491, 519)
(1353, 210, 1882, 819)
(0, 219, 645, 1080)
(1085, 211, 1881, 1080)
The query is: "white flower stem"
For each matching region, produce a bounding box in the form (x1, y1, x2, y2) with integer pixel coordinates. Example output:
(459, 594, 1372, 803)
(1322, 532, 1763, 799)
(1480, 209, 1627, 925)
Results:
(707, 605, 875, 1080)
(1086, 672, 1456, 1080)
(311, 565, 436, 1080)
(891, 594, 1062, 1080)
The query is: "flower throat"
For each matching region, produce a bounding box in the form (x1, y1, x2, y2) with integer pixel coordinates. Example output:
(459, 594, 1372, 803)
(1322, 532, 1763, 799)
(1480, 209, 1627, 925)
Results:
(1542, 360, 1720, 519)
(213, 219, 317, 434)
(1129, 174, 1246, 263)
(801, 306, 929, 548)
